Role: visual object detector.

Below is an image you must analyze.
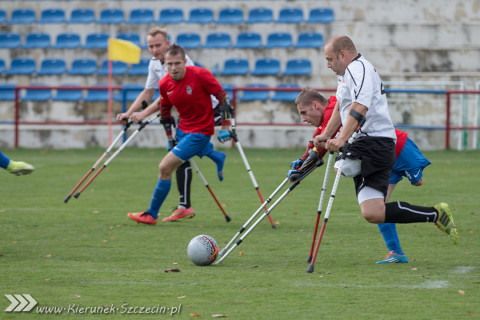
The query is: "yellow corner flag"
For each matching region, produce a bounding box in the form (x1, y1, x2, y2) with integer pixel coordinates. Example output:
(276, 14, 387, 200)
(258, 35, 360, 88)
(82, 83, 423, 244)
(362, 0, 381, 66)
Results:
(108, 38, 141, 64)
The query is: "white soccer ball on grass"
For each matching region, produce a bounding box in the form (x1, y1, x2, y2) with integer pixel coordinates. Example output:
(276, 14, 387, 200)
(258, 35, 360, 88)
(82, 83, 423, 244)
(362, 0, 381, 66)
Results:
(187, 235, 218, 266)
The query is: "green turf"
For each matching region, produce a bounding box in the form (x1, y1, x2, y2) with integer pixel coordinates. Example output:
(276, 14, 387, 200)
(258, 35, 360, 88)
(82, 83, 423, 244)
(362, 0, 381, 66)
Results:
(0, 147, 479, 319)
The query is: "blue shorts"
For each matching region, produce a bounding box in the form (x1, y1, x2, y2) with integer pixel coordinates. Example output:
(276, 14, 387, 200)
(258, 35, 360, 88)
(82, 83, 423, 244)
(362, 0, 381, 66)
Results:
(390, 137, 431, 185)
(171, 128, 213, 161)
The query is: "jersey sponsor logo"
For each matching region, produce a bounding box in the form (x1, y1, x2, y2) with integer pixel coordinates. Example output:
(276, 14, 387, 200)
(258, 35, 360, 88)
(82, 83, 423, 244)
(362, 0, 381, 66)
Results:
(186, 85, 192, 95)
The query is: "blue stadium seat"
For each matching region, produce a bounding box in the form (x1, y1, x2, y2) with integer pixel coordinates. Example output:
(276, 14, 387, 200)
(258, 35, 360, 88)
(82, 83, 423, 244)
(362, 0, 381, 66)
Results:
(271, 83, 301, 102)
(117, 32, 142, 47)
(128, 58, 150, 76)
(68, 58, 97, 75)
(277, 7, 303, 23)
(38, 8, 66, 23)
(295, 32, 324, 48)
(69, 8, 95, 23)
(6, 57, 36, 75)
(217, 8, 244, 24)
(127, 8, 154, 24)
(220, 58, 249, 76)
(38, 58, 67, 75)
(158, 8, 183, 23)
(9, 8, 36, 24)
(0, 84, 16, 100)
(23, 84, 52, 101)
(187, 8, 213, 24)
(84, 32, 109, 49)
(53, 32, 81, 49)
(222, 83, 235, 98)
(204, 32, 231, 48)
(53, 84, 83, 101)
(251, 58, 281, 76)
(84, 85, 110, 102)
(115, 84, 143, 102)
(98, 60, 128, 76)
(98, 8, 124, 24)
(282, 58, 312, 76)
(0, 60, 5, 74)
(0, 32, 21, 49)
(23, 32, 51, 49)
(264, 32, 292, 48)
(234, 32, 262, 49)
(176, 33, 202, 49)
(0, 10, 6, 23)
(246, 7, 273, 23)
(239, 83, 269, 101)
(306, 8, 334, 23)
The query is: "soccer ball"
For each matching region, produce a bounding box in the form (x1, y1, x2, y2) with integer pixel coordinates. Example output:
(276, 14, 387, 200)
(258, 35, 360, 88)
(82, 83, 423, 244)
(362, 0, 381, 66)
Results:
(187, 235, 218, 266)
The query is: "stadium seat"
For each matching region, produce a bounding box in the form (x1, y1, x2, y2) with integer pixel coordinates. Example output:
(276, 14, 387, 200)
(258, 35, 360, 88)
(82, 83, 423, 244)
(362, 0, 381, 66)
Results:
(37, 58, 67, 75)
(115, 84, 143, 102)
(68, 58, 97, 75)
(306, 8, 334, 23)
(239, 83, 269, 101)
(98, 8, 124, 24)
(117, 32, 142, 47)
(53, 32, 81, 49)
(127, 8, 154, 24)
(264, 32, 293, 48)
(84, 85, 110, 101)
(295, 32, 324, 48)
(9, 8, 36, 24)
(282, 58, 312, 76)
(38, 8, 66, 23)
(0, 10, 6, 23)
(204, 32, 231, 48)
(216, 8, 244, 24)
(84, 32, 109, 49)
(98, 60, 128, 76)
(187, 8, 214, 24)
(234, 32, 262, 49)
(53, 84, 83, 101)
(6, 57, 36, 75)
(0, 60, 5, 74)
(23, 32, 51, 49)
(246, 7, 273, 23)
(0, 84, 16, 100)
(158, 8, 183, 24)
(23, 84, 52, 101)
(69, 8, 95, 23)
(220, 58, 249, 76)
(176, 32, 202, 49)
(271, 83, 301, 102)
(277, 7, 303, 23)
(0, 32, 21, 49)
(128, 58, 150, 76)
(251, 58, 281, 76)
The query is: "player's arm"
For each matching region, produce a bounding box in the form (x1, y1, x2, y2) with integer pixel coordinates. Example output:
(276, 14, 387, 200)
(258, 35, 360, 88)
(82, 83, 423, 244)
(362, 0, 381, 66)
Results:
(213, 89, 233, 143)
(116, 88, 156, 123)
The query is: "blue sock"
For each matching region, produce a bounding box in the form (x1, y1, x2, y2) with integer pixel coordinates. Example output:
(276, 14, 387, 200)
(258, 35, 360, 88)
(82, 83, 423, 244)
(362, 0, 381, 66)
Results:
(147, 179, 171, 219)
(0, 150, 11, 169)
(378, 223, 403, 255)
(207, 150, 226, 181)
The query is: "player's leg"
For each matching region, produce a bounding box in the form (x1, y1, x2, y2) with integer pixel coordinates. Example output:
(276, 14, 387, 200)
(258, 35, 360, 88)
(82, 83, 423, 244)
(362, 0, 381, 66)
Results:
(176, 161, 192, 210)
(200, 142, 226, 182)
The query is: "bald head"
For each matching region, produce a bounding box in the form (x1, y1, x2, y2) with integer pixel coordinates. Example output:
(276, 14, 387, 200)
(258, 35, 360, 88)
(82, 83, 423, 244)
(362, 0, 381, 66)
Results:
(325, 35, 357, 56)
(324, 35, 358, 76)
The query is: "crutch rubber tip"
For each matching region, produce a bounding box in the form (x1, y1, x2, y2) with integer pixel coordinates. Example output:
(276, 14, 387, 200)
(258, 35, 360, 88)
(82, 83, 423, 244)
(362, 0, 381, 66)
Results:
(306, 256, 312, 263)
(64, 195, 71, 203)
(271, 224, 277, 229)
(73, 192, 80, 199)
(306, 265, 315, 273)
(225, 215, 232, 223)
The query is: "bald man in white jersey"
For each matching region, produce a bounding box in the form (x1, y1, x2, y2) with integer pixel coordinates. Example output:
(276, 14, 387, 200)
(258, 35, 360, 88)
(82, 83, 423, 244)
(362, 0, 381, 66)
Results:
(314, 35, 458, 245)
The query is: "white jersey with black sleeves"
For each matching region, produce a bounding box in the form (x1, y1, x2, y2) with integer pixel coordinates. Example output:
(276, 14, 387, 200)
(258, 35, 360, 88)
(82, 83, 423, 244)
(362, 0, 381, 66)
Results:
(336, 54, 396, 140)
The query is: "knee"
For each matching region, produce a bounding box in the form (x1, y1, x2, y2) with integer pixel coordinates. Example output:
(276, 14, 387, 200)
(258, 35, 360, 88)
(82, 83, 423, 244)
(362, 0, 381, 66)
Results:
(362, 211, 383, 223)
(360, 203, 385, 224)
(413, 178, 423, 186)
(159, 162, 173, 177)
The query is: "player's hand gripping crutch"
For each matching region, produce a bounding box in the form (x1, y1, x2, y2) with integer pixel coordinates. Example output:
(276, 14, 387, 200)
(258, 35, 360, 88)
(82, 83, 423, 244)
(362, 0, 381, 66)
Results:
(307, 116, 366, 273)
(73, 112, 161, 199)
(216, 157, 324, 265)
(219, 97, 277, 229)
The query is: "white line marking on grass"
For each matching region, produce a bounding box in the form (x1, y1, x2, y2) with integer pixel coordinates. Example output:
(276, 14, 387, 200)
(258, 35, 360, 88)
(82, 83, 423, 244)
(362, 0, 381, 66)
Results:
(294, 280, 449, 289)
(450, 266, 476, 274)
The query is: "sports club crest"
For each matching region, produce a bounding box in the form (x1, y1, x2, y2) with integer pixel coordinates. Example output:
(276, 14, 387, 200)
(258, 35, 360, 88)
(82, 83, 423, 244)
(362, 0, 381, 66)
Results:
(186, 85, 192, 95)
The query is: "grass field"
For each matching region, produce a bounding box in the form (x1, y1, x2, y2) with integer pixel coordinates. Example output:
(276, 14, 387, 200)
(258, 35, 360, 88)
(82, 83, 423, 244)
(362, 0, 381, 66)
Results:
(1, 147, 479, 319)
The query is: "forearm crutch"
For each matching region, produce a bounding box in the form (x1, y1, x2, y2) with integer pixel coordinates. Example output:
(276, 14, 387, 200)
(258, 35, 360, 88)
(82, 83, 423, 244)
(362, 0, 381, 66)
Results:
(190, 158, 232, 223)
(215, 158, 323, 265)
(73, 113, 161, 199)
(307, 116, 366, 273)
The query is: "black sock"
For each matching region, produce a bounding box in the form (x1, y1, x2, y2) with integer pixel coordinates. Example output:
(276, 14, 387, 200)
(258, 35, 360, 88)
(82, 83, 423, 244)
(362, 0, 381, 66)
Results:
(385, 201, 438, 223)
(176, 161, 192, 208)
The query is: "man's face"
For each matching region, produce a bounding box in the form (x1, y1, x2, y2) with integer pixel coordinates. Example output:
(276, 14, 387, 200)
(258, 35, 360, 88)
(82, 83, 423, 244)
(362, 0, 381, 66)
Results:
(165, 53, 187, 81)
(146, 33, 170, 62)
(297, 101, 324, 127)
(324, 44, 346, 76)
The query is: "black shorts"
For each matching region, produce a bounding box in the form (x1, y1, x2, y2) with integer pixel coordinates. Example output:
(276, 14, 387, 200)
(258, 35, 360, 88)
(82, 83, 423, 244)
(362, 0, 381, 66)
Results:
(341, 136, 395, 198)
